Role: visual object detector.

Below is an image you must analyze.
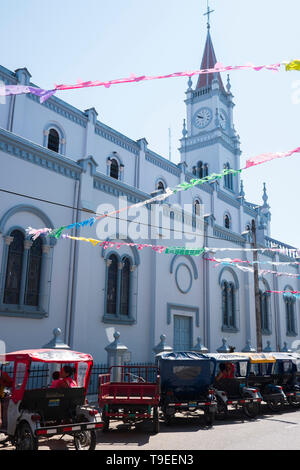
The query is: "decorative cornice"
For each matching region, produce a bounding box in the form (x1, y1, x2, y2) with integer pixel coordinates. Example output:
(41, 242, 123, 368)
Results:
(0, 128, 81, 181)
(184, 174, 213, 194)
(93, 173, 149, 204)
(213, 224, 246, 247)
(95, 123, 139, 155)
(27, 92, 88, 128)
(0, 65, 17, 85)
(217, 189, 240, 208)
(186, 88, 231, 108)
(145, 150, 181, 176)
(179, 131, 239, 154)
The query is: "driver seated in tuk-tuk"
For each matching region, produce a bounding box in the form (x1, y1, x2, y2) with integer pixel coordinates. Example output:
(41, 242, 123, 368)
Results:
(216, 362, 235, 381)
(50, 366, 77, 389)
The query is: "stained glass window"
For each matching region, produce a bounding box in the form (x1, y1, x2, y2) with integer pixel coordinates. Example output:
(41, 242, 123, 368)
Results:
(120, 258, 130, 316)
(25, 237, 43, 306)
(48, 128, 60, 153)
(106, 255, 118, 314)
(222, 281, 236, 328)
(3, 230, 24, 304)
(110, 159, 119, 180)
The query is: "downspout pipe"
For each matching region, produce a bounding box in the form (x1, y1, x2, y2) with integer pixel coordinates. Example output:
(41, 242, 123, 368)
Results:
(67, 174, 82, 348)
(64, 178, 80, 344)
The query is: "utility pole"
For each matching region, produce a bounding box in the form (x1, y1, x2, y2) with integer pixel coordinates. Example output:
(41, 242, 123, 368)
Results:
(251, 219, 262, 352)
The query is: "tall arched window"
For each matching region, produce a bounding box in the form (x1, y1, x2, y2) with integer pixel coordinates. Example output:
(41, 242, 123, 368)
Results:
(194, 200, 201, 216)
(157, 181, 165, 192)
(259, 290, 270, 332)
(25, 237, 43, 306)
(47, 129, 60, 153)
(193, 161, 209, 178)
(224, 162, 233, 190)
(120, 258, 131, 316)
(222, 280, 236, 328)
(3, 230, 24, 304)
(284, 290, 296, 335)
(106, 254, 118, 314)
(110, 159, 119, 180)
(197, 161, 203, 178)
(224, 214, 230, 229)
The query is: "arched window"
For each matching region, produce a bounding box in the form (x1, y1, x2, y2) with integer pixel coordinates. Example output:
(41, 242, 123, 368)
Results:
(25, 237, 43, 306)
(224, 162, 233, 190)
(259, 290, 270, 332)
(3, 230, 24, 304)
(284, 291, 296, 335)
(193, 161, 209, 179)
(194, 200, 201, 216)
(105, 254, 133, 318)
(224, 214, 230, 229)
(120, 258, 131, 316)
(110, 159, 119, 180)
(106, 254, 118, 314)
(222, 281, 236, 328)
(157, 181, 165, 192)
(197, 161, 203, 179)
(47, 129, 60, 153)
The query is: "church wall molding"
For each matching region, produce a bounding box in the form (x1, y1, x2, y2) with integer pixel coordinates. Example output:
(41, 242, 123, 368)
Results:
(0, 128, 81, 181)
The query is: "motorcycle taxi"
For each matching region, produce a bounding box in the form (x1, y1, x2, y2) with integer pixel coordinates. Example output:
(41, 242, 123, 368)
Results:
(157, 352, 217, 426)
(208, 353, 262, 418)
(272, 352, 300, 407)
(0, 349, 103, 450)
(241, 353, 286, 412)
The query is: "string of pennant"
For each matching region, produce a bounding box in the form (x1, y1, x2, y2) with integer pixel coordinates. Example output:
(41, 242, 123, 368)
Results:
(1, 60, 300, 103)
(26, 145, 300, 241)
(205, 257, 300, 279)
(54, 236, 300, 275)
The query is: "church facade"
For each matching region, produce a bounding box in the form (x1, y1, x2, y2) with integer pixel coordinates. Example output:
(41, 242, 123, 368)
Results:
(0, 27, 299, 362)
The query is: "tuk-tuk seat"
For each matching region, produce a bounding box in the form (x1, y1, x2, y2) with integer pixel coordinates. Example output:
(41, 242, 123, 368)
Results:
(20, 387, 85, 422)
(214, 378, 244, 398)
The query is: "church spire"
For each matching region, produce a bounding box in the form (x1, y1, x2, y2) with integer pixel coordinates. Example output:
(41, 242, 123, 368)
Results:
(196, 4, 225, 93)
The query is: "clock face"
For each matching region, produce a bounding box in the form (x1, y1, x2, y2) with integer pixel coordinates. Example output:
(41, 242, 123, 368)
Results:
(219, 110, 227, 130)
(193, 107, 212, 129)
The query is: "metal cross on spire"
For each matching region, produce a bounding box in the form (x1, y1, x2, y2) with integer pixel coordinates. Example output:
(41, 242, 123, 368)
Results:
(204, 0, 215, 30)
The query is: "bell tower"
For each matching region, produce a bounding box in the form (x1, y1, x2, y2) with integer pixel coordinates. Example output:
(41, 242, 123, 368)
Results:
(179, 5, 241, 194)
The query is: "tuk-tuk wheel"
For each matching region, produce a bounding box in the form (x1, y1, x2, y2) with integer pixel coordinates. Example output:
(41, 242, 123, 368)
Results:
(204, 409, 215, 426)
(152, 406, 160, 434)
(267, 401, 283, 412)
(15, 422, 38, 451)
(102, 410, 110, 432)
(288, 398, 300, 408)
(243, 402, 260, 419)
(74, 430, 96, 451)
(216, 397, 229, 420)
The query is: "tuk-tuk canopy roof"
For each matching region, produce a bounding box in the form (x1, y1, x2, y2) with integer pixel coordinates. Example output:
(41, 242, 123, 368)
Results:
(4, 349, 93, 363)
(232, 352, 276, 364)
(207, 353, 250, 363)
(272, 352, 295, 361)
(158, 352, 210, 361)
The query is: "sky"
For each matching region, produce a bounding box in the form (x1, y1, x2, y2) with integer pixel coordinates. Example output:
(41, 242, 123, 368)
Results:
(1, 0, 300, 247)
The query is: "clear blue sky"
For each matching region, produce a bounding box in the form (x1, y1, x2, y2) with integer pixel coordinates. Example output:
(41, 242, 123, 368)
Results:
(1, 0, 300, 247)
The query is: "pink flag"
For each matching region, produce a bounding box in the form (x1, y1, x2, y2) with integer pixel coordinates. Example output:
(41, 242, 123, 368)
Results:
(245, 147, 300, 168)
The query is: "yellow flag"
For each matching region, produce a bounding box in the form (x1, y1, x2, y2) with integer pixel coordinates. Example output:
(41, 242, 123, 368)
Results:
(285, 60, 300, 71)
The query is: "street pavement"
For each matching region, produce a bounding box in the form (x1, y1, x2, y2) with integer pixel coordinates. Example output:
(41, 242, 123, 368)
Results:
(2, 405, 300, 450)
